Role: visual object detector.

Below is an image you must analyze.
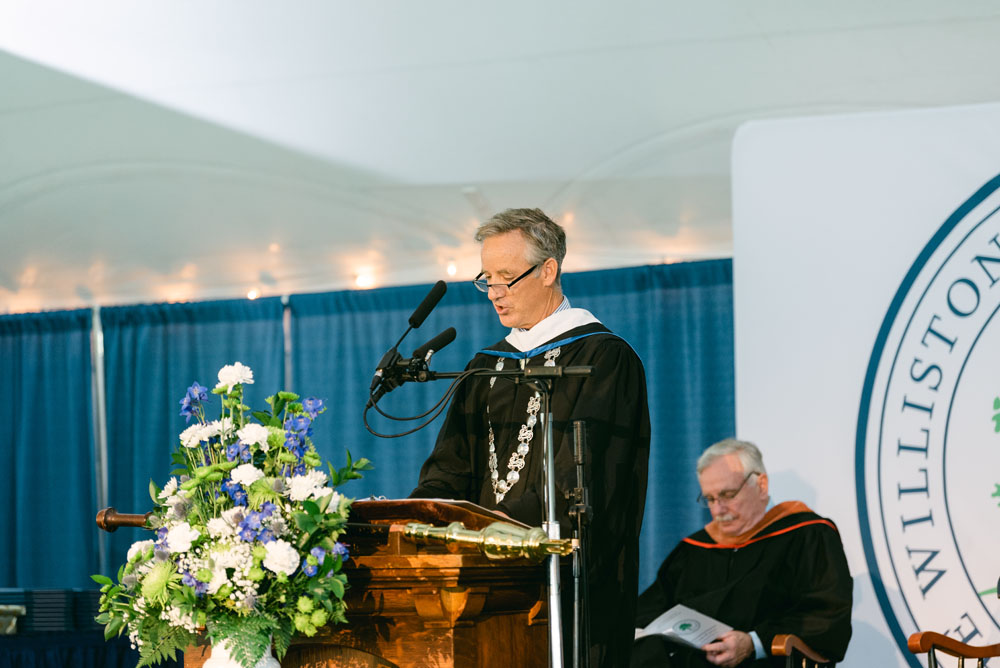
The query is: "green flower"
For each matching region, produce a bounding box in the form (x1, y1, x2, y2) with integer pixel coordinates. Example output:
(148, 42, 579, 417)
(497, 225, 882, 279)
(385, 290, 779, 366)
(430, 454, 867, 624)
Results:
(141, 561, 178, 604)
(294, 613, 317, 636)
(309, 609, 329, 627)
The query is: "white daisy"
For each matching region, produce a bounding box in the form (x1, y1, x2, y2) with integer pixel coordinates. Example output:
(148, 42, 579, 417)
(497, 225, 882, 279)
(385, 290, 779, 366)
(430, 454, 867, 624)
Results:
(286, 470, 329, 501)
(216, 362, 254, 392)
(237, 423, 270, 448)
(165, 522, 200, 554)
(231, 464, 264, 488)
(262, 539, 299, 576)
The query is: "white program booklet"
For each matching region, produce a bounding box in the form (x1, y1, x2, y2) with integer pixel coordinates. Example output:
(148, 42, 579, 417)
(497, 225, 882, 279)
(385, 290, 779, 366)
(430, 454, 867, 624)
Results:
(634, 604, 733, 649)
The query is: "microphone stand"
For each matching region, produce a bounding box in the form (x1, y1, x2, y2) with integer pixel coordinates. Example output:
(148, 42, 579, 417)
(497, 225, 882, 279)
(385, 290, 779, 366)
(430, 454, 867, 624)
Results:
(569, 420, 591, 668)
(531, 370, 565, 668)
(398, 364, 592, 668)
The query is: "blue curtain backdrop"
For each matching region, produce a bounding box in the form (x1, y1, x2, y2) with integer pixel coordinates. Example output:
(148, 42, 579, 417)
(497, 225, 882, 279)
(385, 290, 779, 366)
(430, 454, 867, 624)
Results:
(3, 260, 734, 593)
(0, 309, 96, 589)
(291, 260, 735, 589)
(100, 298, 285, 567)
(565, 261, 735, 588)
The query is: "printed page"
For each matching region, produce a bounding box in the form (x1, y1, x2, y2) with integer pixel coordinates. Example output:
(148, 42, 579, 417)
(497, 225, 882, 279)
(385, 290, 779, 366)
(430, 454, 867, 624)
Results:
(635, 604, 733, 649)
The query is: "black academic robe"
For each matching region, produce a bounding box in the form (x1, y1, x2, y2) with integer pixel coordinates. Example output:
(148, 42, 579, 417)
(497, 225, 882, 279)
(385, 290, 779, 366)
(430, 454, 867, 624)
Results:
(412, 322, 651, 668)
(632, 510, 853, 668)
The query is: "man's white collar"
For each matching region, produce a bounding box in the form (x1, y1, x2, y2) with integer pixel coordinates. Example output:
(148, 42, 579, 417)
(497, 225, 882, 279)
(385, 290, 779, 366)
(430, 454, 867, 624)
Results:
(504, 297, 601, 352)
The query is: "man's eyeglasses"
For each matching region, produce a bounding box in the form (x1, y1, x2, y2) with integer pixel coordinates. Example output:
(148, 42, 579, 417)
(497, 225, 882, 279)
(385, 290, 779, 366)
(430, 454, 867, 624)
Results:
(696, 472, 759, 507)
(473, 264, 538, 295)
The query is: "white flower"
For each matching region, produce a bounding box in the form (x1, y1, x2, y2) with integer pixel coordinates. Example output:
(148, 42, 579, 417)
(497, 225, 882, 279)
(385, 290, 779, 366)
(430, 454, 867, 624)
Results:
(237, 423, 270, 449)
(207, 568, 230, 595)
(202, 542, 252, 594)
(127, 539, 154, 563)
(160, 605, 197, 633)
(179, 424, 207, 448)
(286, 470, 329, 502)
(206, 517, 234, 538)
(231, 464, 264, 488)
(201, 418, 234, 441)
(165, 522, 200, 554)
(212, 546, 245, 570)
(159, 478, 178, 500)
(216, 362, 254, 392)
(262, 539, 300, 576)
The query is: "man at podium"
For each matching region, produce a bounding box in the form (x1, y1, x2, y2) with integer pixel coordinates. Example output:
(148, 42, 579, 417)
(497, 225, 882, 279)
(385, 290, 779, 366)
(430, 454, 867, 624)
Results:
(411, 207, 651, 667)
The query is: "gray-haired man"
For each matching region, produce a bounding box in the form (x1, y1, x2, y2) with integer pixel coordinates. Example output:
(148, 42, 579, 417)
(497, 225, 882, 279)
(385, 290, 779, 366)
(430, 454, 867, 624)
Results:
(412, 208, 651, 667)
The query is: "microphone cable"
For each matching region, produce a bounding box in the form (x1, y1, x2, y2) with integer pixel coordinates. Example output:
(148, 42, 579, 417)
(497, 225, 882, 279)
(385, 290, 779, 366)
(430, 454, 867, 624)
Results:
(362, 368, 480, 438)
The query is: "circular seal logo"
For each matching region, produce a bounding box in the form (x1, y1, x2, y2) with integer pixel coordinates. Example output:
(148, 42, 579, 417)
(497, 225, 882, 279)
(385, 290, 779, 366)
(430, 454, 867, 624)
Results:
(674, 619, 701, 634)
(858, 173, 1000, 665)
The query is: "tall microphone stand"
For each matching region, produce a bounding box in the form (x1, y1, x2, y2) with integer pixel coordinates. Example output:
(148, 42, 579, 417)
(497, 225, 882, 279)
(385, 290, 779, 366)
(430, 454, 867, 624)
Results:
(569, 420, 591, 668)
(535, 375, 564, 668)
(396, 364, 591, 668)
(368, 363, 593, 668)
(475, 365, 593, 668)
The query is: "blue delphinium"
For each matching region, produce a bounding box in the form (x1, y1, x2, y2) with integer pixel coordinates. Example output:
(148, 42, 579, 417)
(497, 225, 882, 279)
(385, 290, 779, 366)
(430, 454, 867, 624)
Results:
(324, 543, 349, 576)
(302, 397, 325, 419)
(286, 414, 311, 435)
(244, 511, 262, 530)
(221, 478, 247, 506)
(178, 382, 209, 422)
(182, 571, 208, 597)
(282, 413, 316, 475)
(302, 547, 326, 577)
(225, 441, 252, 463)
(155, 526, 169, 551)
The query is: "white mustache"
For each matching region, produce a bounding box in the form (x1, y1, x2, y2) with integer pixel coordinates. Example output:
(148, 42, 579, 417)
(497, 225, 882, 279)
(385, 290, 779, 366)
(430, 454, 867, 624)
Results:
(716, 514, 736, 522)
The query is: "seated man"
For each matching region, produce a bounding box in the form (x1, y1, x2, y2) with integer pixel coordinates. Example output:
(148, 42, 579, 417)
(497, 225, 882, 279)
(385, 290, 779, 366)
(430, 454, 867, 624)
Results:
(632, 439, 852, 668)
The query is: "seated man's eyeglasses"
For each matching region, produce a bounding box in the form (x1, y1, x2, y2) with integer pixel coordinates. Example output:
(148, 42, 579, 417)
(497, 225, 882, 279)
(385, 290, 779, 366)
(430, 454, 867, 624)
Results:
(472, 264, 539, 295)
(696, 472, 759, 507)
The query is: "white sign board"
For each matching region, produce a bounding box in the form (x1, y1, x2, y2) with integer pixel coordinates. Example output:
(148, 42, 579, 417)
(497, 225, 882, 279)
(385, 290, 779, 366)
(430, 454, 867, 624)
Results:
(733, 103, 1000, 668)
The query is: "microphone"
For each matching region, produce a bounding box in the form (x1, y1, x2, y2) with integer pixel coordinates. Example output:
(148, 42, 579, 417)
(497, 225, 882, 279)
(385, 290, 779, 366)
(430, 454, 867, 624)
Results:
(408, 280, 447, 329)
(369, 281, 448, 392)
(412, 327, 456, 362)
(367, 328, 458, 408)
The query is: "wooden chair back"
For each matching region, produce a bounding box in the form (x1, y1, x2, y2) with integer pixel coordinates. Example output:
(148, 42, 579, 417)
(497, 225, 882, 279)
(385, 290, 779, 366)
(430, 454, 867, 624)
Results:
(908, 631, 1000, 668)
(771, 633, 834, 668)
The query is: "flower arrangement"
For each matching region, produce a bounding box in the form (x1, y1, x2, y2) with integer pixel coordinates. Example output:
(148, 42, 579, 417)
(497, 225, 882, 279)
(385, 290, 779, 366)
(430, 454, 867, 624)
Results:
(93, 362, 372, 668)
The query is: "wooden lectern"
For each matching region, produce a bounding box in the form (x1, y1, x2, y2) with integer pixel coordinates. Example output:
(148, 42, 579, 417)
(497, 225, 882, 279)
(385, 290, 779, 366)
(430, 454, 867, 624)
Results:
(182, 499, 549, 668)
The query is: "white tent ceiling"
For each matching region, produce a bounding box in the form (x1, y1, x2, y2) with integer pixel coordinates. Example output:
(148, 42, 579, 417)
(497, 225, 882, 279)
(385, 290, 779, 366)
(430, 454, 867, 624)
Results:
(2, 1, 1000, 313)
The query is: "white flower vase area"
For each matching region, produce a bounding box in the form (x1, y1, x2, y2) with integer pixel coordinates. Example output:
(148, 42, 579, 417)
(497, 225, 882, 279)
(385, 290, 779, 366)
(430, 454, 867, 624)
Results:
(203, 639, 280, 668)
(92, 362, 373, 668)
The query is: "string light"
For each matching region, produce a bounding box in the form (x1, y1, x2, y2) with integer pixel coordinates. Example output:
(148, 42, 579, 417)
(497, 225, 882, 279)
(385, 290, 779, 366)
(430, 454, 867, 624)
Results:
(247, 289, 259, 300)
(355, 272, 375, 289)
(446, 262, 457, 277)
